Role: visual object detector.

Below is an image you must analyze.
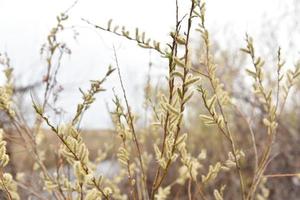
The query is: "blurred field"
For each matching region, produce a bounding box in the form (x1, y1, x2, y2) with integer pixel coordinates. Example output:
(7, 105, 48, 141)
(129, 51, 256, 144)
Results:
(8, 129, 118, 172)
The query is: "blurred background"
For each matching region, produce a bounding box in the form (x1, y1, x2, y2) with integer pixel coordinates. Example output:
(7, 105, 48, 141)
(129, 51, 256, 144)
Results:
(1, 0, 300, 199)
(1, 0, 300, 129)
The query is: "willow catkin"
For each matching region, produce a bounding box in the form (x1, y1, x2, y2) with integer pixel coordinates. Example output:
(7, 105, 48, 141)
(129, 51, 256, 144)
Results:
(0, 129, 20, 200)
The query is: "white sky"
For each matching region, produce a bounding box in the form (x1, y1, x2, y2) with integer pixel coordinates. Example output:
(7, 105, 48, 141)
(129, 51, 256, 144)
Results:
(0, 0, 299, 128)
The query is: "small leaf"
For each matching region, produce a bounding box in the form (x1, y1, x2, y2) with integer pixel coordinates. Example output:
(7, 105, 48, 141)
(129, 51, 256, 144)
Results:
(107, 19, 113, 31)
(246, 69, 256, 79)
(185, 76, 200, 87)
(240, 48, 250, 54)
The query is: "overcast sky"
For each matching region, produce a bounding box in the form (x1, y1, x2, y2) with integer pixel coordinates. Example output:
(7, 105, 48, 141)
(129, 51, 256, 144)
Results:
(0, 0, 299, 128)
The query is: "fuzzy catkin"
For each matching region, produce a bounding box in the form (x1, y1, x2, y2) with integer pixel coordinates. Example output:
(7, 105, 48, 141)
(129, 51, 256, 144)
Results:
(0, 129, 20, 200)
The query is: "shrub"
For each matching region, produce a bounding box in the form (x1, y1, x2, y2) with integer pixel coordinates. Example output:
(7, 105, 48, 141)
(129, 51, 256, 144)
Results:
(0, 0, 300, 199)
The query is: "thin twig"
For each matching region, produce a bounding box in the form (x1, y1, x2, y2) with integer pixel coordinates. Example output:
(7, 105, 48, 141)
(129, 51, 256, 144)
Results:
(264, 173, 300, 178)
(113, 47, 147, 193)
